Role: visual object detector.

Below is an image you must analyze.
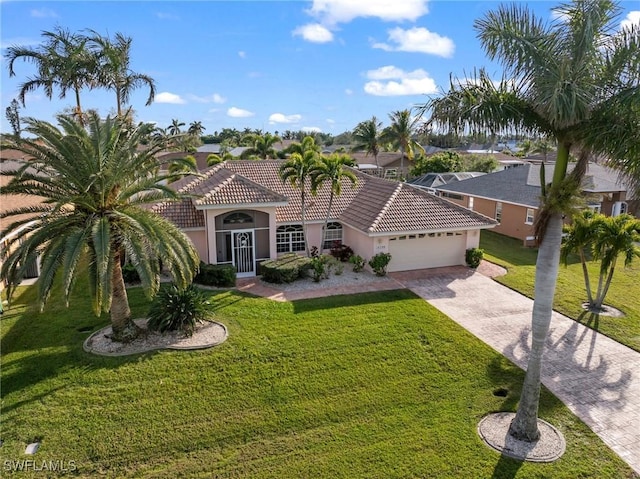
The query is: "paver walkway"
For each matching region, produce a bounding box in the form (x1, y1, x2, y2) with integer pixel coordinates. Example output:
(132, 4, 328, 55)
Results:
(237, 264, 640, 473)
(390, 268, 640, 474)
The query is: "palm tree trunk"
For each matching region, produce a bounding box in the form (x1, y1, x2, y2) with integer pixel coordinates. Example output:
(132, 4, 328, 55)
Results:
(594, 260, 617, 310)
(301, 189, 309, 257)
(73, 82, 83, 126)
(110, 254, 140, 342)
(508, 213, 564, 441)
(116, 87, 122, 118)
(579, 250, 594, 306)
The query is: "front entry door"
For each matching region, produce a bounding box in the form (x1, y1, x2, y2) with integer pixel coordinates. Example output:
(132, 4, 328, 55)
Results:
(232, 229, 255, 277)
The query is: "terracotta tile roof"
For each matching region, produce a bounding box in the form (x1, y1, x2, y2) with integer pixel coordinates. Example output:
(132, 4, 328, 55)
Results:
(1, 160, 44, 231)
(153, 160, 496, 233)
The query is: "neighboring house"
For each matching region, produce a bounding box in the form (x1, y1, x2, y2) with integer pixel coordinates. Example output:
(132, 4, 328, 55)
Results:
(152, 160, 497, 277)
(436, 162, 629, 243)
(0, 155, 43, 283)
(408, 172, 486, 195)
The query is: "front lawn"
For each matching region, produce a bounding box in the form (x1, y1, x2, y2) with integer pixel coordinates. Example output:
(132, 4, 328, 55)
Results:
(480, 230, 640, 352)
(0, 282, 635, 478)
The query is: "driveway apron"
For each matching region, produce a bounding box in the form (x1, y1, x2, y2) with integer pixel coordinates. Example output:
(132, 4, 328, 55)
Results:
(391, 268, 640, 474)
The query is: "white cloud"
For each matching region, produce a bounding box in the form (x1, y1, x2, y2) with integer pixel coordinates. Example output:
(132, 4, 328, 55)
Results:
(621, 11, 640, 30)
(30, 7, 58, 18)
(345, 88, 353, 95)
(188, 93, 226, 104)
(302, 126, 322, 133)
(363, 66, 437, 96)
(227, 107, 255, 118)
(326, 118, 335, 124)
(238, 51, 246, 58)
(292, 23, 334, 43)
(307, 0, 428, 26)
(156, 12, 180, 20)
(269, 113, 302, 124)
(294, 0, 428, 44)
(155, 92, 186, 104)
(372, 27, 454, 58)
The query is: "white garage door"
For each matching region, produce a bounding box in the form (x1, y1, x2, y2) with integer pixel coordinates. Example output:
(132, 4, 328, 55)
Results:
(387, 232, 467, 272)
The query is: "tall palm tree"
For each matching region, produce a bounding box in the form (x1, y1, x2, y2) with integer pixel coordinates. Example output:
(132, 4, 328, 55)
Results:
(0, 113, 199, 342)
(188, 121, 206, 138)
(311, 154, 357, 249)
(87, 30, 156, 117)
(168, 119, 185, 136)
(5, 27, 96, 123)
(421, 0, 640, 442)
(384, 109, 425, 176)
(279, 148, 320, 256)
(352, 116, 383, 169)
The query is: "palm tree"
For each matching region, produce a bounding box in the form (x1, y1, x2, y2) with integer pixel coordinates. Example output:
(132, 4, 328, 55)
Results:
(0, 113, 199, 342)
(352, 116, 384, 169)
(188, 121, 206, 138)
(590, 214, 640, 310)
(5, 27, 96, 123)
(279, 148, 320, 256)
(87, 30, 156, 117)
(241, 132, 282, 159)
(286, 135, 321, 157)
(168, 119, 185, 136)
(561, 210, 600, 306)
(384, 109, 425, 177)
(311, 154, 357, 249)
(421, 0, 640, 442)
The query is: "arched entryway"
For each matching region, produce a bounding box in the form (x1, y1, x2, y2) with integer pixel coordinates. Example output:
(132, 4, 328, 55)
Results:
(214, 210, 270, 277)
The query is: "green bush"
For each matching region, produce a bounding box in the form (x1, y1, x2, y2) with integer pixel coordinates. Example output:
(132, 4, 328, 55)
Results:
(121, 262, 140, 284)
(260, 254, 312, 284)
(310, 255, 331, 282)
(147, 284, 211, 337)
(465, 247, 484, 268)
(349, 254, 366, 272)
(368, 252, 392, 276)
(194, 262, 236, 287)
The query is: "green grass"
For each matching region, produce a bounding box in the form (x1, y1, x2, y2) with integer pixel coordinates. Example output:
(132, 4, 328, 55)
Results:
(480, 230, 640, 352)
(1, 281, 636, 478)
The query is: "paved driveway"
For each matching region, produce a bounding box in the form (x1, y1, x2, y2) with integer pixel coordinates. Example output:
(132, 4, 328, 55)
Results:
(391, 268, 640, 474)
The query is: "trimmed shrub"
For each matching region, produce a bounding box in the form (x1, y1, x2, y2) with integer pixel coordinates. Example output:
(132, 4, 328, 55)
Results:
(368, 252, 392, 276)
(310, 255, 331, 282)
(194, 262, 236, 287)
(330, 242, 354, 262)
(465, 248, 484, 268)
(260, 254, 312, 284)
(147, 284, 211, 337)
(349, 254, 366, 272)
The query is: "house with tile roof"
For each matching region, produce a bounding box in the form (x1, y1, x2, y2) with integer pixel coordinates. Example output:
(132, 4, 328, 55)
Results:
(436, 162, 629, 243)
(0, 155, 43, 281)
(153, 160, 497, 277)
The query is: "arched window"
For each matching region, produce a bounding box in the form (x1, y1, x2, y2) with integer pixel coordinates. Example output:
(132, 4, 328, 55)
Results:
(322, 222, 343, 249)
(223, 212, 253, 225)
(276, 225, 305, 253)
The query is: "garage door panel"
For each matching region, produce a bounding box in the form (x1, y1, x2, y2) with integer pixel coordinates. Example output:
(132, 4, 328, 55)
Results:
(388, 233, 466, 272)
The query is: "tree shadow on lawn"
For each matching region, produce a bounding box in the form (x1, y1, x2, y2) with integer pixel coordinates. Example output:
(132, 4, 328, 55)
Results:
(491, 453, 525, 479)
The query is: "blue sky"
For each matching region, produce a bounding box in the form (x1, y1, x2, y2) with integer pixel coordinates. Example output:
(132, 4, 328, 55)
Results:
(1, 1, 639, 136)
